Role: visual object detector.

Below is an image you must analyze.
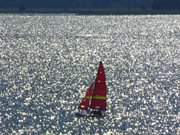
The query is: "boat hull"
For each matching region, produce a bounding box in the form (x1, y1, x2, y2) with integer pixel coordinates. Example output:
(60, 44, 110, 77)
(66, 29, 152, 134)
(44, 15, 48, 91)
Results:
(75, 110, 105, 118)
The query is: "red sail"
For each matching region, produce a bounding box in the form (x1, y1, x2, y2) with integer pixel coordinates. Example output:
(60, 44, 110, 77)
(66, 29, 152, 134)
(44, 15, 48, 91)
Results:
(90, 61, 107, 110)
(79, 83, 94, 110)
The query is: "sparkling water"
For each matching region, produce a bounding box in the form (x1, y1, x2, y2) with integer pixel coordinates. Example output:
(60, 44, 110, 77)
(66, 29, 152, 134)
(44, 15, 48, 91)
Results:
(0, 14, 179, 135)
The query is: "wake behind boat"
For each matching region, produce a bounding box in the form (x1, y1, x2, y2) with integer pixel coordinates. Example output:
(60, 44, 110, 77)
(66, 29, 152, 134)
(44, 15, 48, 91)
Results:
(75, 61, 108, 117)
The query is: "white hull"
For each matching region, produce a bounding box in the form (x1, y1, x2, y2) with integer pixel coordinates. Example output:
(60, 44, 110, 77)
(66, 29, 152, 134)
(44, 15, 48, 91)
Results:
(75, 110, 105, 117)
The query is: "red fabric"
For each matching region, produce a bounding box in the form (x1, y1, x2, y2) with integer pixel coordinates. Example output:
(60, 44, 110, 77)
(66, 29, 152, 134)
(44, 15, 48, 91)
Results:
(79, 83, 94, 110)
(90, 99, 107, 110)
(79, 62, 108, 110)
(90, 62, 107, 110)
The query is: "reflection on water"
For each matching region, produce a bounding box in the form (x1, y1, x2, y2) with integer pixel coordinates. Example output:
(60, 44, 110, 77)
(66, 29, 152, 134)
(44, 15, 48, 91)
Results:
(0, 14, 179, 135)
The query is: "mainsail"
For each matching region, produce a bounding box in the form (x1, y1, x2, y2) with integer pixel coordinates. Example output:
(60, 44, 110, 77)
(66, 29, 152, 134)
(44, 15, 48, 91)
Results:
(79, 61, 107, 112)
(90, 61, 107, 110)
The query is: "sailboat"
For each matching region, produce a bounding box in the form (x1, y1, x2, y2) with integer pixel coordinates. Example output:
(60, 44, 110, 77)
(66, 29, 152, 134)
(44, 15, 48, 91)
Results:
(75, 61, 108, 117)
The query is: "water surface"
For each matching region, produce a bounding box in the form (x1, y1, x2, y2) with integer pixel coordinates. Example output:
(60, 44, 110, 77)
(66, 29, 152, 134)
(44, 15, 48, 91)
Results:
(0, 14, 179, 135)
